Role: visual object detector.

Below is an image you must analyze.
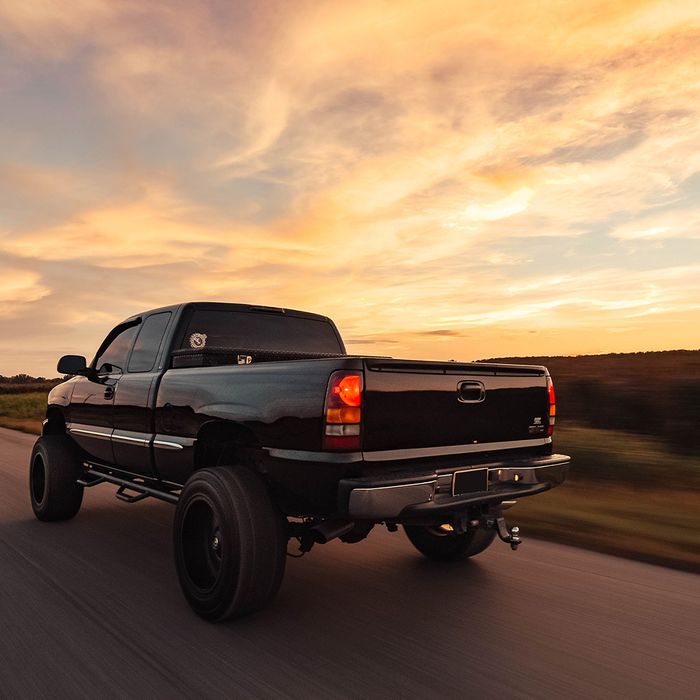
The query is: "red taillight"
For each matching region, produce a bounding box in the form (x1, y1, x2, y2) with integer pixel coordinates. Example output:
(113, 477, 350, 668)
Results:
(323, 371, 362, 450)
(333, 375, 362, 406)
(546, 374, 556, 436)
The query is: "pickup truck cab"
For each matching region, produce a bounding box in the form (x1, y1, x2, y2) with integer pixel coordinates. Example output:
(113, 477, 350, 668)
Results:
(30, 302, 569, 621)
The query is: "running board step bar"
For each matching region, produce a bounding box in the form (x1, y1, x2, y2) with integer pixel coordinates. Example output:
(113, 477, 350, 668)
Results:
(77, 472, 106, 487)
(77, 467, 179, 505)
(115, 485, 150, 503)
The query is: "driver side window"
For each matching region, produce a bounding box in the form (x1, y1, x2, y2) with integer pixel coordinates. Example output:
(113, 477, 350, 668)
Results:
(95, 323, 140, 374)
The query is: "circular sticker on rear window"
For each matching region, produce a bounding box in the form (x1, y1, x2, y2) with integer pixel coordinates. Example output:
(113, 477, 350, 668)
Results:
(189, 332, 207, 349)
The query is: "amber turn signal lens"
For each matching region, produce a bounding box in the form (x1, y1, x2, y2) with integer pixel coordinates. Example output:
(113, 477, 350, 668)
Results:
(326, 407, 361, 424)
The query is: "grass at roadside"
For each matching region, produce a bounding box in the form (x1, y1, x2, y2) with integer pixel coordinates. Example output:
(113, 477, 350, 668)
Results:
(0, 393, 697, 571)
(514, 480, 699, 572)
(550, 424, 700, 487)
(514, 424, 700, 572)
(0, 392, 46, 434)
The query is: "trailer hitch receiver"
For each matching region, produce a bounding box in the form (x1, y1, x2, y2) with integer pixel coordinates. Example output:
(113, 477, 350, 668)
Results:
(493, 516, 522, 551)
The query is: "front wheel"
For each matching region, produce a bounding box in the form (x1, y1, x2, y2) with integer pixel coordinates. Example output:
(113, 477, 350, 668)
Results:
(173, 466, 287, 622)
(29, 435, 84, 521)
(403, 524, 496, 561)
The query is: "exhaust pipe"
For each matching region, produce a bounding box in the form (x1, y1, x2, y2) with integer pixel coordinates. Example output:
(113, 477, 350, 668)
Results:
(310, 520, 355, 544)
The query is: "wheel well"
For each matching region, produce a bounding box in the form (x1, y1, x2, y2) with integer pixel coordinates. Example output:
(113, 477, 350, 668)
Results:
(194, 421, 260, 470)
(43, 407, 66, 436)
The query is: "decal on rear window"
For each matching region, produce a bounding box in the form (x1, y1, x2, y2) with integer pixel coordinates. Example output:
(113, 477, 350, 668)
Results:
(189, 332, 207, 349)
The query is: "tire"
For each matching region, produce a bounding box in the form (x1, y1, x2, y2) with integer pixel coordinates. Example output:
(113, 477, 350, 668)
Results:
(403, 524, 496, 561)
(29, 435, 84, 521)
(173, 466, 287, 622)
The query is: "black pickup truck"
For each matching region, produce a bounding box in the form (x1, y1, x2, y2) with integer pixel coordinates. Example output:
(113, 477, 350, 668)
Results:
(31, 302, 569, 621)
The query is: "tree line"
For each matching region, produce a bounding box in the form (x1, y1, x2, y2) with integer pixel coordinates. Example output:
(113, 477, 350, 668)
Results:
(481, 349, 700, 454)
(0, 375, 63, 394)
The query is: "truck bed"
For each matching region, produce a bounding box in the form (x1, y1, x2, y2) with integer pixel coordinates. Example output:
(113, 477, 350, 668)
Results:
(154, 355, 553, 481)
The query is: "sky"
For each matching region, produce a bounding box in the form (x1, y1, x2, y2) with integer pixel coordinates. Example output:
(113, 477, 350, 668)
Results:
(1, 0, 700, 376)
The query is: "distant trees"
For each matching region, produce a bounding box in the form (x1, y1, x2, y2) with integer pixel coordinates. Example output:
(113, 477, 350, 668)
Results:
(481, 350, 700, 455)
(0, 375, 62, 394)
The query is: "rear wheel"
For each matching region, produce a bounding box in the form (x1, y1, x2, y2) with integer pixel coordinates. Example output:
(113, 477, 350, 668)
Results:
(403, 523, 496, 561)
(29, 436, 84, 521)
(173, 466, 287, 621)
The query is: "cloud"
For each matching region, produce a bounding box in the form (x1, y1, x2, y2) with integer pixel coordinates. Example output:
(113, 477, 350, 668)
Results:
(450, 187, 534, 223)
(418, 330, 469, 337)
(0, 267, 49, 315)
(0, 1, 118, 58)
(610, 209, 700, 240)
(1, 0, 700, 373)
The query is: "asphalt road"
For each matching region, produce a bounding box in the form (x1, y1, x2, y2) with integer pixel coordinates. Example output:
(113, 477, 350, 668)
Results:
(1, 427, 698, 699)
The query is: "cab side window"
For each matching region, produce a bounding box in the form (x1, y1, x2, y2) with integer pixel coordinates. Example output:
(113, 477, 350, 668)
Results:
(128, 312, 172, 373)
(95, 324, 140, 374)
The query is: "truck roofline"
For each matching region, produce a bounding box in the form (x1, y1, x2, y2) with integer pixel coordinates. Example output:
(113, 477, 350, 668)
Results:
(118, 301, 334, 326)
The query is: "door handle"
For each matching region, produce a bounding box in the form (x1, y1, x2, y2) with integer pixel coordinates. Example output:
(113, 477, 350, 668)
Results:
(104, 385, 115, 400)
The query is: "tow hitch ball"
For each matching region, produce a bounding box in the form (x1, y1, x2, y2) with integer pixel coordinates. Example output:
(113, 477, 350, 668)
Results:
(492, 517, 522, 551)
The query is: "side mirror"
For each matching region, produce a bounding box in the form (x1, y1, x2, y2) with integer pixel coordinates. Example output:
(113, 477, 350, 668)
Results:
(57, 355, 89, 376)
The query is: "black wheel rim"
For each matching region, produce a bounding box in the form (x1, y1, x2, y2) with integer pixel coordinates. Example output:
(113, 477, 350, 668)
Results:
(31, 453, 46, 505)
(181, 498, 224, 592)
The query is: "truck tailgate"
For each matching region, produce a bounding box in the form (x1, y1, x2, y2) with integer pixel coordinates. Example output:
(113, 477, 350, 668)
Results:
(362, 359, 550, 454)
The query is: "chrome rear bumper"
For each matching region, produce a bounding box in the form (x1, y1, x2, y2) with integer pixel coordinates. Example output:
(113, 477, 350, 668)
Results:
(340, 454, 569, 520)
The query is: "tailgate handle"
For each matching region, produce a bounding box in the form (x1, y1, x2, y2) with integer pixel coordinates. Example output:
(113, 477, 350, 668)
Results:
(457, 380, 485, 403)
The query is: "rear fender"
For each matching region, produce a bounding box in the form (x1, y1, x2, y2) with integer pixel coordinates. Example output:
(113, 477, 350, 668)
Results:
(194, 420, 261, 470)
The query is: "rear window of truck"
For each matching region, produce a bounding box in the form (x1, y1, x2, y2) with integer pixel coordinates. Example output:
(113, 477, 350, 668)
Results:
(179, 310, 343, 354)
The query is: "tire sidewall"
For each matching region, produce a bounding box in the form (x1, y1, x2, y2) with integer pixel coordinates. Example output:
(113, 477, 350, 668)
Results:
(403, 524, 496, 561)
(174, 472, 251, 620)
(29, 435, 83, 521)
(30, 440, 50, 513)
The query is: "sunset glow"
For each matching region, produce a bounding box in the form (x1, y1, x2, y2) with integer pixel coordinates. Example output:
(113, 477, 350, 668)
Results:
(1, 0, 700, 375)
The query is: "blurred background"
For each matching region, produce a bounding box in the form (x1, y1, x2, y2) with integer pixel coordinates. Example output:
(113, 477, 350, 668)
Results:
(1, 4, 699, 695)
(1, 0, 699, 572)
(489, 350, 700, 572)
(3, 347, 698, 571)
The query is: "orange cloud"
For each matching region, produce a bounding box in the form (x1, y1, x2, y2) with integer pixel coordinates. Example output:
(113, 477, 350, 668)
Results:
(1, 0, 700, 374)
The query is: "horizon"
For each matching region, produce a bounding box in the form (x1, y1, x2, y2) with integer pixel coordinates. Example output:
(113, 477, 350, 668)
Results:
(2, 1, 700, 376)
(3, 346, 699, 381)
